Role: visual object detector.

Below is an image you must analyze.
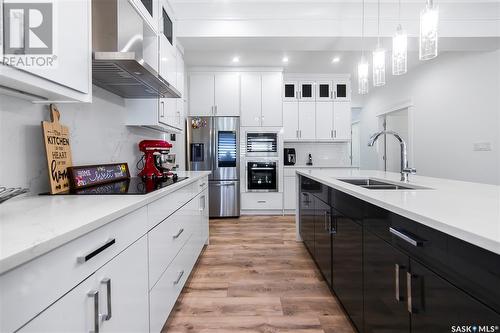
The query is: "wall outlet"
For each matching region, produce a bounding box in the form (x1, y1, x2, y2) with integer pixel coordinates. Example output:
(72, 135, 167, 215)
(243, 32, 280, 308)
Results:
(473, 142, 492, 151)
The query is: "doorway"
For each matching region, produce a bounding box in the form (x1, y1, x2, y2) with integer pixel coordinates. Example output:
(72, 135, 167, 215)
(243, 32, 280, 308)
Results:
(377, 108, 410, 172)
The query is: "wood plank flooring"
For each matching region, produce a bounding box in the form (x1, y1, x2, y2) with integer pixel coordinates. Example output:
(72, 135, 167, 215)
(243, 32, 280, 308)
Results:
(162, 215, 355, 333)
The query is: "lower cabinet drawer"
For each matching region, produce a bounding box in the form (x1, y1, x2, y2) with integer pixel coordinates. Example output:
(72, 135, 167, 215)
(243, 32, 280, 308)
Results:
(149, 236, 196, 333)
(148, 198, 197, 288)
(0, 207, 148, 333)
(241, 192, 283, 210)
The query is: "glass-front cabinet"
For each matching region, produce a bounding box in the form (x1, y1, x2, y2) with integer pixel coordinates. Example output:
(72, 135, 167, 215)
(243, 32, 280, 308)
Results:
(283, 81, 298, 101)
(316, 81, 333, 100)
(299, 81, 315, 100)
(333, 80, 351, 101)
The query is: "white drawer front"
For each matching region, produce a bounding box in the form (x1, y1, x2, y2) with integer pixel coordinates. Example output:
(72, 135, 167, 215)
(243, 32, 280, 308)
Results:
(148, 197, 198, 288)
(241, 192, 283, 210)
(0, 207, 148, 333)
(149, 236, 195, 333)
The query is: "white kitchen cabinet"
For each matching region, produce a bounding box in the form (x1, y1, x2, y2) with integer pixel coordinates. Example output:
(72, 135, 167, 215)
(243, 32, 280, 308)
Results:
(333, 80, 351, 101)
(126, 98, 182, 133)
(333, 102, 352, 140)
(199, 188, 209, 245)
(261, 72, 283, 126)
(176, 49, 185, 96)
(95, 237, 149, 333)
(130, 0, 159, 33)
(18, 276, 96, 333)
(283, 81, 299, 101)
(241, 192, 283, 210)
(0, 0, 91, 102)
(284, 100, 318, 140)
(241, 73, 262, 126)
(284, 176, 297, 210)
(189, 73, 240, 116)
(316, 81, 333, 101)
(19, 237, 149, 333)
(159, 35, 177, 87)
(214, 73, 240, 116)
(241, 72, 283, 127)
(298, 102, 316, 140)
(299, 81, 315, 101)
(316, 102, 335, 140)
(189, 74, 215, 116)
(283, 102, 299, 140)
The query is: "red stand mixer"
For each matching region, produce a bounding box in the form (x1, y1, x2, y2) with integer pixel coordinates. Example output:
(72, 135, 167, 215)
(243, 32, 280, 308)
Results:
(138, 140, 173, 179)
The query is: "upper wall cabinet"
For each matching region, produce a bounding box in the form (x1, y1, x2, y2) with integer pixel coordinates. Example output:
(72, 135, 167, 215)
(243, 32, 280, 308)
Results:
(130, 0, 160, 34)
(189, 73, 240, 116)
(283, 81, 299, 101)
(283, 77, 351, 102)
(241, 72, 283, 127)
(0, 0, 91, 102)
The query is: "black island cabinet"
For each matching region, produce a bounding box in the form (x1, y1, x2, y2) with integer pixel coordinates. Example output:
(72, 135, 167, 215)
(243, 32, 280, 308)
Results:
(298, 175, 500, 333)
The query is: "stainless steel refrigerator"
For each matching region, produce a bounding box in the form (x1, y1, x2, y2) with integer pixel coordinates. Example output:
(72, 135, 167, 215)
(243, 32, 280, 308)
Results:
(186, 116, 240, 217)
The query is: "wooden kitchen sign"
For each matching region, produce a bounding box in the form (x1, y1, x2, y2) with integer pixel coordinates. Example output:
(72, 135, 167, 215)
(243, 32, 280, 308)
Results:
(42, 104, 73, 194)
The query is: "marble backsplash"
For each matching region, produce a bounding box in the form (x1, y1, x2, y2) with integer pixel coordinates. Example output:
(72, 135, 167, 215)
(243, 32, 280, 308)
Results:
(0, 86, 185, 194)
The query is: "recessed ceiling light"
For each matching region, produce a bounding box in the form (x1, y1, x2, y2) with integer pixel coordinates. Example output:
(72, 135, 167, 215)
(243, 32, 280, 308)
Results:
(232, 56, 240, 63)
(332, 57, 340, 63)
(282, 56, 289, 63)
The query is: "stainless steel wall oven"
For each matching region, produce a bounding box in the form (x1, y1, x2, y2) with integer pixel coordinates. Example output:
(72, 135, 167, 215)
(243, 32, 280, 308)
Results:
(247, 161, 278, 192)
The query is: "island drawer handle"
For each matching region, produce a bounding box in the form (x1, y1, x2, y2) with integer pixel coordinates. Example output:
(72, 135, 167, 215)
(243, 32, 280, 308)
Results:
(173, 228, 185, 239)
(389, 228, 424, 247)
(77, 239, 116, 263)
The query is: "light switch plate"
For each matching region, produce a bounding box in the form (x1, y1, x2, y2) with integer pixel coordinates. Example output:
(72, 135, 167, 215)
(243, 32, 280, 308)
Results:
(473, 142, 492, 151)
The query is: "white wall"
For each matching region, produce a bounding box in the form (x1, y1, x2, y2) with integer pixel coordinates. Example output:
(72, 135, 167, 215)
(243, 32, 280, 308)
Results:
(359, 50, 500, 185)
(0, 86, 185, 194)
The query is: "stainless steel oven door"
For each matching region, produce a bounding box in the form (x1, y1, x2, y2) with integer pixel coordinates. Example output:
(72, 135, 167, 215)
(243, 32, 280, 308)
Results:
(246, 161, 278, 192)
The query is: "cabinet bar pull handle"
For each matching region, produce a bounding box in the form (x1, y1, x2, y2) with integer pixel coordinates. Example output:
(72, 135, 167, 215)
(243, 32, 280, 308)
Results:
(173, 228, 184, 239)
(101, 278, 112, 321)
(257, 200, 266, 203)
(334, 130, 337, 138)
(200, 195, 206, 211)
(324, 211, 328, 231)
(407, 272, 413, 313)
(173, 270, 185, 285)
(389, 227, 424, 247)
(88, 290, 99, 333)
(199, 183, 206, 187)
(77, 239, 116, 263)
(212, 183, 235, 187)
(395, 264, 403, 302)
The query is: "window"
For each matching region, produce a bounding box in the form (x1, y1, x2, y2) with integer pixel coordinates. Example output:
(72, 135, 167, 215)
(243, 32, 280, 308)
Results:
(218, 131, 237, 167)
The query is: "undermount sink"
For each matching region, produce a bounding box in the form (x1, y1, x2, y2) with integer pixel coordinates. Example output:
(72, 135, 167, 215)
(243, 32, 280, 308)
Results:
(336, 178, 430, 190)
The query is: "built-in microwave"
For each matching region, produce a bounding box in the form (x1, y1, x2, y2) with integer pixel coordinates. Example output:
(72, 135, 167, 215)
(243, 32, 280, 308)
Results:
(247, 161, 278, 192)
(246, 132, 278, 157)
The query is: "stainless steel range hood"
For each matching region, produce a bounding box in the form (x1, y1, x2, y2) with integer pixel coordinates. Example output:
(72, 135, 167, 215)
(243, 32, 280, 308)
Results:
(92, 0, 181, 99)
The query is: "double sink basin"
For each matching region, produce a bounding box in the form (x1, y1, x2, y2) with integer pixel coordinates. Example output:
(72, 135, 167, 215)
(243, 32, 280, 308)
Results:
(337, 178, 430, 190)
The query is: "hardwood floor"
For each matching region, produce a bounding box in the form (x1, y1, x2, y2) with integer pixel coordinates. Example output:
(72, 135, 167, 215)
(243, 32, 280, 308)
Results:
(162, 215, 355, 333)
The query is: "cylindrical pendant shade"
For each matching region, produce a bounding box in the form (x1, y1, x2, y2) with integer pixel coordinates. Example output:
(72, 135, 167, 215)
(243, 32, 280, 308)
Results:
(392, 25, 408, 75)
(419, 3, 439, 60)
(372, 48, 386, 86)
(358, 60, 369, 95)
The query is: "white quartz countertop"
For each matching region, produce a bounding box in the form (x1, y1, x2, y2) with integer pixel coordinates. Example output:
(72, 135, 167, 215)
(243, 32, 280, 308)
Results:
(0, 171, 211, 274)
(296, 169, 500, 255)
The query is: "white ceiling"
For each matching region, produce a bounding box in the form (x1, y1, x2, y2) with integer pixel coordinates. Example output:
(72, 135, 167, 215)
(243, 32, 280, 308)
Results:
(174, 0, 500, 77)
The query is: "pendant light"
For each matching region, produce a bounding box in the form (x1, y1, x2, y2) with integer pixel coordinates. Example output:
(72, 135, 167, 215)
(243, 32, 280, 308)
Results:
(372, 0, 386, 86)
(358, 0, 369, 95)
(419, 0, 439, 60)
(392, 0, 408, 75)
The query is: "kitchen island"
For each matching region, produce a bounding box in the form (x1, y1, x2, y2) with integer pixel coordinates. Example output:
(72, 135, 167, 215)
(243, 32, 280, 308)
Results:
(296, 169, 500, 333)
(0, 171, 210, 332)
